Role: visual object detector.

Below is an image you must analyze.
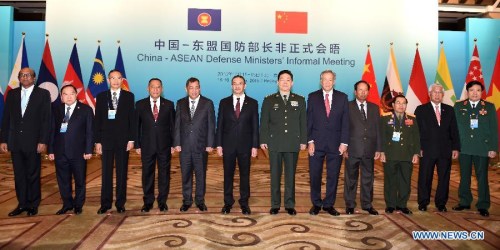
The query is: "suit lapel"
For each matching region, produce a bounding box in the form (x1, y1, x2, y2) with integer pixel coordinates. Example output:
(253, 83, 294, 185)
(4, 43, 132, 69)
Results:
(317, 91, 328, 118)
(68, 102, 80, 123)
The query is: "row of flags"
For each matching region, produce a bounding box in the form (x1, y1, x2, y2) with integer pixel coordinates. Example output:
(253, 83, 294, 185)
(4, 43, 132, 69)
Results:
(3, 35, 130, 114)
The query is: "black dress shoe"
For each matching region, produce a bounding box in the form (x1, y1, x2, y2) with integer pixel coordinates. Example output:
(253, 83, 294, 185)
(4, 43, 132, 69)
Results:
(395, 206, 402, 211)
(323, 207, 340, 216)
(8, 207, 26, 217)
(285, 208, 297, 216)
(27, 207, 38, 216)
(180, 204, 191, 212)
(418, 205, 427, 211)
(97, 206, 110, 214)
(221, 205, 232, 214)
(385, 207, 395, 213)
(478, 209, 489, 217)
(158, 203, 168, 212)
(241, 206, 251, 215)
(74, 207, 83, 215)
(197, 203, 208, 211)
(56, 207, 73, 215)
(309, 206, 321, 215)
(363, 207, 379, 215)
(345, 207, 354, 215)
(400, 207, 412, 214)
(141, 204, 153, 212)
(437, 205, 447, 212)
(116, 206, 126, 213)
(269, 208, 279, 215)
(452, 204, 471, 211)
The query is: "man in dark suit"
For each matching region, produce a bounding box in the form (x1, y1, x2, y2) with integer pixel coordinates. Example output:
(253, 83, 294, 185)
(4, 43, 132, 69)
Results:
(1, 67, 51, 216)
(48, 84, 94, 215)
(174, 77, 215, 212)
(260, 70, 307, 216)
(135, 78, 175, 213)
(216, 75, 259, 215)
(307, 69, 349, 216)
(344, 80, 380, 215)
(453, 81, 498, 217)
(415, 83, 459, 213)
(94, 69, 136, 214)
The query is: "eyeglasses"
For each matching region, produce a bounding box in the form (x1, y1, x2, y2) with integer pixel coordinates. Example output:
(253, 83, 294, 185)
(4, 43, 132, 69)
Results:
(19, 73, 33, 78)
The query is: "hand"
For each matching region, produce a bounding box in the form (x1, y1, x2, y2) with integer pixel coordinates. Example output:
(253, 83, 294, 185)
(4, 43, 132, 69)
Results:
(95, 143, 102, 155)
(488, 151, 497, 158)
(374, 152, 381, 160)
(175, 146, 182, 152)
(37, 143, 46, 154)
(48, 154, 55, 161)
(251, 148, 258, 158)
(452, 150, 459, 159)
(171, 147, 175, 154)
(217, 147, 223, 156)
(380, 153, 386, 163)
(260, 144, 268, 150)
(136, 148, 141, 155)
(343, 151, 349, 159)
(338, 144, 347, 155)
(420, 150, 423, 157)
(83, 154, 92, 160)
(0, 143, 8, 153)
(308, 143, 315, 156)
(126, 142, 134, 151)
(205, 147, 213, 153)
(412, 154, 419, 164)
(300, 144, 306, 151)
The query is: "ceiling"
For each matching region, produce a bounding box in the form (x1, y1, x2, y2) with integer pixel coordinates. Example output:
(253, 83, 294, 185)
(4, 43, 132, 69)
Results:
(0, 0, 499, 31)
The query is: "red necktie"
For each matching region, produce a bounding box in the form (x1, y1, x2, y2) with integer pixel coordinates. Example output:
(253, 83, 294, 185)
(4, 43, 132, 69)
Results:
(153, 100, 158, 121)
(235, 97, 241, 118)
(435, 105, 440, 125)
(325, 93, 331, 117)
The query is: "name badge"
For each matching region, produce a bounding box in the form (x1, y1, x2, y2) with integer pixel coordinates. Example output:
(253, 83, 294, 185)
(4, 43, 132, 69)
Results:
(470, 118, 478, 129)
(392, 132, 401, 142)
(60, 122, 68, 133)
(108, 110, 116, 120)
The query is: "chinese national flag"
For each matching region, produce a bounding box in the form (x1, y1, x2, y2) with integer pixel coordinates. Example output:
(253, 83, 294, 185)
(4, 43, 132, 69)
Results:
(275, 11, 307, 34)
(361, 48, 381, 107)
(486, 46, 500, 150)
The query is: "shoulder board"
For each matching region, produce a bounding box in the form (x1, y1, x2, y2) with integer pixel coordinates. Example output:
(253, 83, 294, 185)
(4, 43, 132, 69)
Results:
(291, 93, 304, 98)
(407, 114, 416, 118)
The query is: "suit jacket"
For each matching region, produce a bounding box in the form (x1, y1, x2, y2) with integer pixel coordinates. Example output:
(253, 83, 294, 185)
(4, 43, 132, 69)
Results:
(215, 95, 259, 153)
(380, 113, 420, 161)
(306, 89, 349, 153)
(260, 92, 306, 152)
(135, 96, 175, 153)
(174, 95, 215, 153)
(48, 102, 94, 158)
(454, 99, 498, 156)
(0, 87, 51, 152)
(94, 90, 136, 150)
(347, 100, 381, 158)
(415, 102, 460, 158)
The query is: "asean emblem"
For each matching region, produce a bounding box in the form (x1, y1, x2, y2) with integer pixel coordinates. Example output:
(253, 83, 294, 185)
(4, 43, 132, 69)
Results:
(197, 12, 212, 27)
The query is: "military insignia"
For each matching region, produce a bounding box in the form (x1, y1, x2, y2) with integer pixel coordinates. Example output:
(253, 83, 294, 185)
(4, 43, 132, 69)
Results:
(290, 101, 298, 106)
(273, 103, 279, 109)
(463, 100, 468, 106)
(479, 109, 487, 115)
(480, 101, 485, 106)
(404, 119, 413, 126)
(387, 119, 394, 125)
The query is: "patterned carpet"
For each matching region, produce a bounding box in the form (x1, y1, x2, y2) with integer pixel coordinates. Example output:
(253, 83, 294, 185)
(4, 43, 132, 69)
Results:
(0, 152, 498, 249)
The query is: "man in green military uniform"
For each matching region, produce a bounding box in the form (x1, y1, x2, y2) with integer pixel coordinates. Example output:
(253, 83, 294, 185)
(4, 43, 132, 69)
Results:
(380, 95, 420, 215)
(453, 81, 498, 217)
(260, 70, 307, 216)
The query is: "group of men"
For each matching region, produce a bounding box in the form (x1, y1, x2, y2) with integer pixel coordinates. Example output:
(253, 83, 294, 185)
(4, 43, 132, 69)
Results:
(1, 67, 497, 218)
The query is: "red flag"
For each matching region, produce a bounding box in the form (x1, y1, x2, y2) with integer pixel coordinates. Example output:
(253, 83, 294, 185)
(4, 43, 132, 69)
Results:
(460, 44, 486, 100)
(406, 48, 429, 114)
(486, 46, 500, 150)
(361, 48, 380, 106)
(275, 11, 307, 34)
(62, 43, 87, 104)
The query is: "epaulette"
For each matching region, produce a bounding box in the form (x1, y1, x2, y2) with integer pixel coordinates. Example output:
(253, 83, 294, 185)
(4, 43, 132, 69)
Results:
(290, 93, 304, 98)
(381, 112, 392, 117)
(407, 114, 416, 118)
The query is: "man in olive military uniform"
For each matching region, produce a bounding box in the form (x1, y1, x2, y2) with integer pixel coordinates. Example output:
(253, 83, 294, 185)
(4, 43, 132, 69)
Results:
(453, 81, 498, 217)
(260, 70, 307, 216)
(380, 95, 420, 215)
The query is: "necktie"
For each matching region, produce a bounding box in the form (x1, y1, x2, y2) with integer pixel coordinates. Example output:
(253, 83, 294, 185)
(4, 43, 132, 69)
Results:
(325, 93, 331, 117)
(472, 103, 476, 109)
(112, 92, 118, 110)
(153, 100, 158, 121)
(63, 106, 71, 123)
(435, 105, 441, 125)
(190, 100, 195, 118)
(360, 103, 367, 121)
(283, 95, 288, 105)
(21, 89, 28, 117)
(235, 97, 241, 118)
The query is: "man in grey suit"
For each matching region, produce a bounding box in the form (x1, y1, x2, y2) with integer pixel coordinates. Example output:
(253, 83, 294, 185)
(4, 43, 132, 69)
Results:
(344, 80, 381, 215)
(174, 77, 215, 212)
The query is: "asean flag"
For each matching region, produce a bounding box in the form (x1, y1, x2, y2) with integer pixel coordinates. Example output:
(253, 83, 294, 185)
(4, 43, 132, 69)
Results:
(275, 11, 308, 34)
(188, 8, 221, 31)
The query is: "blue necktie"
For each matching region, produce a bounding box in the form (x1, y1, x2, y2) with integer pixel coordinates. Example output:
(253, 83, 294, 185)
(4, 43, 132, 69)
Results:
(21, 89, 28, 117)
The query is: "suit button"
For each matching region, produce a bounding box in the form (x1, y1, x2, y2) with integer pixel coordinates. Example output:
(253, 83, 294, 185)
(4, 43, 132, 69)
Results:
(471, 135, 474, 138)
(285, 130, 288, 133)
(285, 110, 287, 113)
(363, 137, 366, 140)
(285, 123, 287, 126)
(285, 116, 287, 119)
(401, 143, 404, 146)
(401, 138, 403, 141)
